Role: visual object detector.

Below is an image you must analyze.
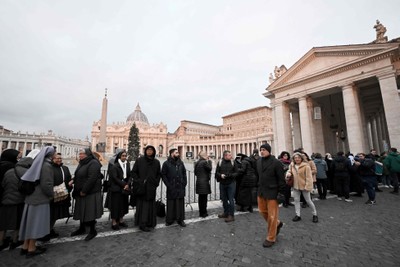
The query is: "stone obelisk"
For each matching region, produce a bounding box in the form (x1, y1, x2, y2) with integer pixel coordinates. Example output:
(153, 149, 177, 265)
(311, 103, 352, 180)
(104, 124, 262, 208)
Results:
(97, 89, 108, 153)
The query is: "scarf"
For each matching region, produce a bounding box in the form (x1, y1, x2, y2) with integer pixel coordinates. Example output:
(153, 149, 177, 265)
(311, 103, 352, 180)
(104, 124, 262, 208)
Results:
(118, 159, 127, 179)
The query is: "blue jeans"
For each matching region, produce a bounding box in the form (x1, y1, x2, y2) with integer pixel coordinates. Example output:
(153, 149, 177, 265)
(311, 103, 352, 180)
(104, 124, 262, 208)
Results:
(362, 176, 376, 201)
(220, 182, 236, 216)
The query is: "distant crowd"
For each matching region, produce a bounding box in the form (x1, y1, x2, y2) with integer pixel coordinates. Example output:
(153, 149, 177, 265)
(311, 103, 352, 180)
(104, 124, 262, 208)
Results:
(0, 143, 399, 256)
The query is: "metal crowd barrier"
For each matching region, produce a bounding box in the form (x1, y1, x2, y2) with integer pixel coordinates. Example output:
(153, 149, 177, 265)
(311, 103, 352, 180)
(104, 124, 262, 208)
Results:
(66, 169, 220, 223)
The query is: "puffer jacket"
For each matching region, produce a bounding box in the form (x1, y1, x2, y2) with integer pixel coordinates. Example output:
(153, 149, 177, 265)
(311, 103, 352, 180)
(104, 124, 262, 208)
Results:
(1, 157, 32, 205)
(384, 152, 400, 173)
(287, 162, 313, 191)
(314, 158, 328, 179)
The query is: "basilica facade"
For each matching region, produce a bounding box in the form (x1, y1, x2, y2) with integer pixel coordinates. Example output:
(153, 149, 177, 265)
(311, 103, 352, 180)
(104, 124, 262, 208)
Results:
(91, 99, 273, 158)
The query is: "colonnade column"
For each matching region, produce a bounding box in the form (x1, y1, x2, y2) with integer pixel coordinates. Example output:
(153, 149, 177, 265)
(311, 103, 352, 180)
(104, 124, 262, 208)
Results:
(298, 97, 313, 154)
(378, 73, 400, 149)
(342, 84, 365, 153)
(273, 101, 293, 154)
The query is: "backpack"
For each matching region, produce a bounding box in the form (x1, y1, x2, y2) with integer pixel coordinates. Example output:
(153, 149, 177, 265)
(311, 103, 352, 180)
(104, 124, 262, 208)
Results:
(15, 169, 39, 196)
(335, 161, 347, 172)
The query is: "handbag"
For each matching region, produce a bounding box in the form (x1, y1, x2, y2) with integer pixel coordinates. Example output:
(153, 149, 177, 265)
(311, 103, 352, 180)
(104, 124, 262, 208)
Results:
(155, 199, 166, 217)
(286, 165, 294, 187)
(53, 167, 69, 202)
(53, 182, 69, 202)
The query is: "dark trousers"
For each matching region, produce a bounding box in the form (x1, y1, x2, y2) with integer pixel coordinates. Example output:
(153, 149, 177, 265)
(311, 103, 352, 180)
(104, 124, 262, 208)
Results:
(390, 172, 399, 192)
(362, 176, 376, 201)
(220, 182, 236, 216)
(316, 179, 328, 199)
(166, 198, 185, 224)
(284, 184, 292, 204)
(198, 194, 208, 216)
(336, 176, 350, 199)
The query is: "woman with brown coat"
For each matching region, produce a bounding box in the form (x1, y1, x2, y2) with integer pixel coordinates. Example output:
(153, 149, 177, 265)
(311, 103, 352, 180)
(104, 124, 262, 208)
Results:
(286, 152, 318, 223)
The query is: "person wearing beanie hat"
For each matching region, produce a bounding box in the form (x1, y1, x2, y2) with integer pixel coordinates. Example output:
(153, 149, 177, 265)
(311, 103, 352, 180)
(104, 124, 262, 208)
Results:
(256, 143, 286, 248)
(260, 144, 271, 153)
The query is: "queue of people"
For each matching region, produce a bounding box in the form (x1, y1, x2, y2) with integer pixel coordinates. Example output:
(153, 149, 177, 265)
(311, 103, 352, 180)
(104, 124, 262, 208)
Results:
(1, 144, 399, 257)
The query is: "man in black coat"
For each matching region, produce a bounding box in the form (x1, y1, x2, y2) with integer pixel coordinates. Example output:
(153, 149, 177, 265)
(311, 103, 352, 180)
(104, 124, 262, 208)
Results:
(162, 148, 187, 227)
(215, 150, 239, 223)
(256, 144, 285, 248)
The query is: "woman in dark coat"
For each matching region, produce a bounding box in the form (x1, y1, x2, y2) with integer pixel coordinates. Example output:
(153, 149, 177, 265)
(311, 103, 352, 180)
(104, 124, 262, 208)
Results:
(0, 153, 29, 251)
(71, 148, 103, 241)
(194, 151, 212, 218)
(131, 146, 161, 232)
(47, 153, 72, 239)
(0, 148, 20, 250)
(279, 151, 293, 208)
(107, 150, 131, 230)
(237, 154, 258, 212)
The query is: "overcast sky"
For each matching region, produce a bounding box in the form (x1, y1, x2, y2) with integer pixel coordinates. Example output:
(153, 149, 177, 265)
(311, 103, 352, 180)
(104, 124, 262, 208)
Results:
(0, 0, 399, 140)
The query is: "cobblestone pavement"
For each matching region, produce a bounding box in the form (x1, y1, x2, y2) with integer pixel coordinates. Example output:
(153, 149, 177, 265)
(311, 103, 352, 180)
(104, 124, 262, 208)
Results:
(1, 187, 399, 267)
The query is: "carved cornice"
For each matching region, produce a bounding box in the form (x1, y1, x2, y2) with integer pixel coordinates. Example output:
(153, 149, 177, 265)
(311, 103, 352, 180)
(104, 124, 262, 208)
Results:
(268, 45, 399, 94)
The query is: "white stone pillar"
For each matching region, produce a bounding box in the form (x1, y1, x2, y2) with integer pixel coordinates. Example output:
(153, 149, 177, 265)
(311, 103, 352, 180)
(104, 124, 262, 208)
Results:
(371, 117, 380, 152)
(273, 101, 293, 154)
(378, 73, 400, 149)
(375, 114, 384, 153)
(298, 97, 313, 154)
(367, 120, 373, 150)
(291, 107, 302, 151)
(342, 84, 365, 153)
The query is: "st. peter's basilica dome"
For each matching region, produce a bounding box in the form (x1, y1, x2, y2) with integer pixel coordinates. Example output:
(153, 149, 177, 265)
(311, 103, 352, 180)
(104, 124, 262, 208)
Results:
(127, 103, 149, 124)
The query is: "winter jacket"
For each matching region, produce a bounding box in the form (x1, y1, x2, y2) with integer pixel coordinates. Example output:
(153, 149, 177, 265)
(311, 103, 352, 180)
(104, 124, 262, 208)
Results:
(109, 161, 131, 193)
(194, 158, 212, 195)
(357, 158, 376, 177)
(332, 156, 351, 177)
(256, 155, 285, 199)
(314, 158, 328, 179)
(162, 157, 187, 199)
(131, 153, 161, 201)
(1, 157, 32, 205)
(307, 160, 317, 182)
(384, 152, 400, 173)
(239, 157, 258, 188)
(286, 162, 313, 191)
(378, 155, 390, 176)
(215, 159, 239, 185)
(73, 155, 102, 197)
(25, 158, 54, 205)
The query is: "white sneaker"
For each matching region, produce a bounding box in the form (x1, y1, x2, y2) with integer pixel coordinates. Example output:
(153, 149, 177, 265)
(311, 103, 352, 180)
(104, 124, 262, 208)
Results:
(389, 185, 394, 188)
(337, 197, 342, 201)
(344, 199, 353, 203)
(385, 185, 390, 188)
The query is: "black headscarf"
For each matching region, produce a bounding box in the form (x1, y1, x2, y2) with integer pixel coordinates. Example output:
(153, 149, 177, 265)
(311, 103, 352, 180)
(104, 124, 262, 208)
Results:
(0, 149, 20, 181)
(114, 150, 127, 164)
(0, 149, 19, 163)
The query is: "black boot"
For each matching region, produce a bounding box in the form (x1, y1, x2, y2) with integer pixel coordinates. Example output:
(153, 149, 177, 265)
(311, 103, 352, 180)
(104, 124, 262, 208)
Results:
(71, 222, 86, 237)
(84, 221, 97, 241)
